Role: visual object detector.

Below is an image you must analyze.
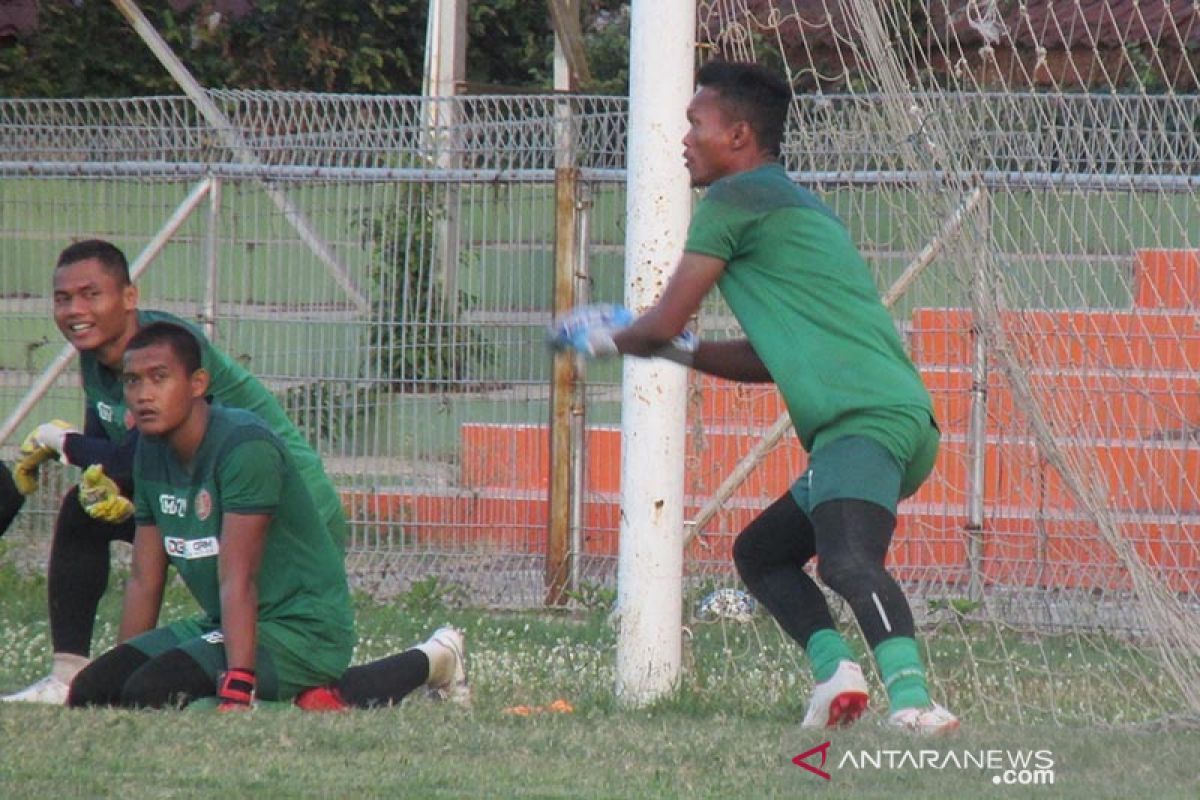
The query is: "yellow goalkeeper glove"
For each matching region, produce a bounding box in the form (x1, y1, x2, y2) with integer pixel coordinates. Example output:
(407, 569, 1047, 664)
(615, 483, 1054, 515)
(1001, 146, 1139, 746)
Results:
(78, 464, 134, 524)
(20, 419, 79, 463)
(12, 446, 56, 495)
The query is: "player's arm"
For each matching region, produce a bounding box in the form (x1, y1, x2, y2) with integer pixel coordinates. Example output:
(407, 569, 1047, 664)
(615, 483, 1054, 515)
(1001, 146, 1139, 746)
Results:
(690, 338, 774, 382)
(63, 407, 139, 481)
(612, 252, 725, 357)
(118, 524, 167, 642)
(217, 512, 269, 673)
(612, 252, 774, 382)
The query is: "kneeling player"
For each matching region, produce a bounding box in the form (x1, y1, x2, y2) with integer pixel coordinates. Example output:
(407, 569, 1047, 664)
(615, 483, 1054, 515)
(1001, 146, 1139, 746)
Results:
(68, 322, 468, 710)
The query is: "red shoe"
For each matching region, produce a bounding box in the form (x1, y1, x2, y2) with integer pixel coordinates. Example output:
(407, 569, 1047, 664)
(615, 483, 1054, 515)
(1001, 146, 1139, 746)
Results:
(294, 685, 349, 712)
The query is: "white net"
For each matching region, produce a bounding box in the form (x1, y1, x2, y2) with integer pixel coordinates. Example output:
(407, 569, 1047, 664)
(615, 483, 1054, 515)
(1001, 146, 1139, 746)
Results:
(691, 0, 1200, 724)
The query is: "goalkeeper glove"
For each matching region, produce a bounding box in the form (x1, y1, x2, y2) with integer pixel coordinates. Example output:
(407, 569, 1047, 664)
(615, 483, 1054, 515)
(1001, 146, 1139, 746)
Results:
(217, 667, 256, 711)
(20, 419, 79, 465)
(0, 461, 26, 530)
(652, 330, 699, 368)
(546, 303, 633, 359)
(78, 464, 134, 524)
(12, 446, 57, 496)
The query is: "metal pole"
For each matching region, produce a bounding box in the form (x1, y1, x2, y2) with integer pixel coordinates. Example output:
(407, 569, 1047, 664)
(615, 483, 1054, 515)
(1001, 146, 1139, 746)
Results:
(615, 0, 694, 707)
(0, 178, 212, 445)
(202, 176, 221, 342)
(547, 166, 580, 605)
(109, 0, 369, 315)
(569, 184, 593, 594)
(965, 190, 992, 600)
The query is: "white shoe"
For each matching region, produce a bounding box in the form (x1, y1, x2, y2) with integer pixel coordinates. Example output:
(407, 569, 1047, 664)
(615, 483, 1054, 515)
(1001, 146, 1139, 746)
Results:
(423, 626, 471, 707)
(888, 703, 960, 734)
(1, 674, 71, 705)
(801, 661, 870, 728)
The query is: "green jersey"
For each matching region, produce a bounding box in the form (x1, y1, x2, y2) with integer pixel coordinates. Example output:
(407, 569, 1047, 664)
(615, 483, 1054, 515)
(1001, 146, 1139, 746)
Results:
(684, 163, 933, 458)
(132, 405, 354, 683)
(79, 309, 347, 550)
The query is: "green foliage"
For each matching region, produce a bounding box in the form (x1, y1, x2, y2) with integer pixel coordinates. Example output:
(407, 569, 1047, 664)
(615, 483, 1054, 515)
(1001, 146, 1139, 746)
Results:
(396, 574, 464, 616)
(0, 1, 635, 98)
(366, 191, 495, 393)
(563, 581, 617, 613)
(277, 381, 377, 450)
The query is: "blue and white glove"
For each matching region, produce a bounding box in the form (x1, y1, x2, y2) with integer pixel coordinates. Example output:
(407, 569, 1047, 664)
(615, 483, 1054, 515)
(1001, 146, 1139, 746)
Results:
(653, 330, 698, 367)
(547, 304, 634, 359)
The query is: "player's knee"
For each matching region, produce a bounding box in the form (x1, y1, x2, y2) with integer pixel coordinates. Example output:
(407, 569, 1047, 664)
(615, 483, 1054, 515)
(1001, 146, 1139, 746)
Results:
(121, 649, 212, 709)
(732, 528, 762, 583)
(67, 647, 146, 708)
(816, 552, 877, 598)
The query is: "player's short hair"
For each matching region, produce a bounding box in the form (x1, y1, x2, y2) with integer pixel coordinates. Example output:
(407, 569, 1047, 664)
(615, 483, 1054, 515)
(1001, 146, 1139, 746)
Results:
(696, 60, 791, 158)
(56, 239, 131, 286)
(127, 321, 203, 375)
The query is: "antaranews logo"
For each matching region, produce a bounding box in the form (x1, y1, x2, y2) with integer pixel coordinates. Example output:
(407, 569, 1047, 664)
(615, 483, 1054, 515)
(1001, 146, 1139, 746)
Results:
(792, 741, 832, 780)
(793, 742, 1056, 786)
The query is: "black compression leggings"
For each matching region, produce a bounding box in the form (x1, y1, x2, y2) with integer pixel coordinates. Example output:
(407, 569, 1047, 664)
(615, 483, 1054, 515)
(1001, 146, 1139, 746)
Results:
(732, 493, 915, 648)
(67, 644, 214, 709)
(48, 486, 135, 656)
(333, 650, 430, 708)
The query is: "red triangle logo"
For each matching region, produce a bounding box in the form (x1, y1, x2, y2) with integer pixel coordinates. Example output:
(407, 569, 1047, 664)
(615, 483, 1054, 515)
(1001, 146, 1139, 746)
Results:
(792, 741, 832, 780)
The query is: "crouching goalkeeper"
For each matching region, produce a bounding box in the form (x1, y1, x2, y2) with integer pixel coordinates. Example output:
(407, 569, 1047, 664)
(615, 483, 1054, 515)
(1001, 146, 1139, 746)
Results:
(68, 322, 469, 711)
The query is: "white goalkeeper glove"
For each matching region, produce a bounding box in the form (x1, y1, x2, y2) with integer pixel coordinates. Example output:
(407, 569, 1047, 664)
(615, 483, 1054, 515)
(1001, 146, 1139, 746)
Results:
(547, 303, 634, 359)
(20, 419, 79, 466)
(652, 330, 699, 368)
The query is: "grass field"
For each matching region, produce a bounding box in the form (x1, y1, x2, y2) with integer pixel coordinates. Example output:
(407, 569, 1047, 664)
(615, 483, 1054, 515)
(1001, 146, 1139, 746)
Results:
(1, 548, 1198, 799)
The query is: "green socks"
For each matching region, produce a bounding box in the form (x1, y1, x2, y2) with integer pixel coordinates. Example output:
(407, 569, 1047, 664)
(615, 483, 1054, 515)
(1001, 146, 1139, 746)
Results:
(805, 628, 855, 683)
(874, 636, 930, 711)
(805, 630, 932, 711)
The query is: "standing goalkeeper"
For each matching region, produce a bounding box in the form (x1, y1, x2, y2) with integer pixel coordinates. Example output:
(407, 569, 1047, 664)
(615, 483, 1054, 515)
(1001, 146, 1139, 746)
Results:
(554, 61, 957, 733)
(1, 239, 346, 704)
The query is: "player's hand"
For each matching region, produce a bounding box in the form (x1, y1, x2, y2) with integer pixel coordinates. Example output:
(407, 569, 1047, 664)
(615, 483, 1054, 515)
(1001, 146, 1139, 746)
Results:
(12, 446, 57, 495)
(20, 420, 79, 465)
(652, 330, 699, 367)
(217, 667, 256, 711)
(546, 303, 633, 359)
(78, 464, 134, 523)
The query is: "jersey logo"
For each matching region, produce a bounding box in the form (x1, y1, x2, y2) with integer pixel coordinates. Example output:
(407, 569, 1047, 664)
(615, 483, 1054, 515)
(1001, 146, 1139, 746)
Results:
(200, 630, 225, 644)
(195, 489, 213, 522)
(159, 494, 188, 518)
(163, 536, 220, 560)
(97, 401, 114, 423)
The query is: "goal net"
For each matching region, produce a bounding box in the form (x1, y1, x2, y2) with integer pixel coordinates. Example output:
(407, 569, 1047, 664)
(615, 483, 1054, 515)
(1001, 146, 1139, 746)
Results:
(688, 0, 1200, 725)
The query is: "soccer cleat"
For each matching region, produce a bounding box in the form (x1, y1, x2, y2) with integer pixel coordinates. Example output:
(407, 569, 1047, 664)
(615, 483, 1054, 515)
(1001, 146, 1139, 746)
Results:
(294, 684, 349, 712)
(888, 703, 960, 735)
(423, 626, 471, 707)
(801, 660, 870, 728)
(1, 674, 71, 705)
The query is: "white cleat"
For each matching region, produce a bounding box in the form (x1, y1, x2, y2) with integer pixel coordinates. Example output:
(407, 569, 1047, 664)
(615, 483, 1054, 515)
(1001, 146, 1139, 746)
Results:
(801, 660, 870, 728)
(888, 702, 960, 735)
(1, 674, 71, 705)
(424, 626, 471, 708)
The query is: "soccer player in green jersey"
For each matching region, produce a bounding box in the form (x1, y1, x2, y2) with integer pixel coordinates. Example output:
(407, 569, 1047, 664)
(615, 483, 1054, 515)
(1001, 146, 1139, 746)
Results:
(551, 62, 958, 733)
(1, 239, 347, 704)
(67, 322, 468, 709)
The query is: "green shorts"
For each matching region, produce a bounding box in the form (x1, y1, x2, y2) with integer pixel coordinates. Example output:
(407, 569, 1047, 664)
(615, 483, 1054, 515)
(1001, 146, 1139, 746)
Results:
(127, 617, 349, 700)
(791, 409, 939, 515)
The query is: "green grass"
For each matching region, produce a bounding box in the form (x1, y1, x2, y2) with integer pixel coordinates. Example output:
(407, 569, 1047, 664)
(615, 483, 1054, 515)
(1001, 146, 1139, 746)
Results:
(1, 551, 1198, 799)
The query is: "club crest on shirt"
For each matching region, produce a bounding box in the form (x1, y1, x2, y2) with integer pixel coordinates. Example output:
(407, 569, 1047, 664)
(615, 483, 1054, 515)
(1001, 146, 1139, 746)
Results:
(195, 489, 212, 522)
(96, 401, 114, 423)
